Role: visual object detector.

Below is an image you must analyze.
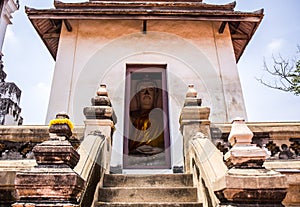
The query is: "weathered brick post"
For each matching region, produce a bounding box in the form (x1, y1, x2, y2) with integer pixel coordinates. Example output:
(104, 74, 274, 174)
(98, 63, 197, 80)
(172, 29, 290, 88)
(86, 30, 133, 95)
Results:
(13, 112, 85, 207)
(179, 84, 210, 173)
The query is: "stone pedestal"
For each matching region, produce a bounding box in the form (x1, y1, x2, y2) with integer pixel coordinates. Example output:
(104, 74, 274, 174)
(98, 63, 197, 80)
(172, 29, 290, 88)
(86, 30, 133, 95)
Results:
(15, 167, 84, 203)
(215, 168, 288, 206)
(13, 114, 85, 207)
(179, 84, 211, 173)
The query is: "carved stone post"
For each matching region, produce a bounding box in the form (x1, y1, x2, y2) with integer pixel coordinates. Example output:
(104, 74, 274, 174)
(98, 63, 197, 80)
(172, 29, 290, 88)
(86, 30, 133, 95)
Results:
(179, 84, 210, 173)
(215, 118, 288, 206)
(82, 84, 116, 173)
(13, 113, 85, 207)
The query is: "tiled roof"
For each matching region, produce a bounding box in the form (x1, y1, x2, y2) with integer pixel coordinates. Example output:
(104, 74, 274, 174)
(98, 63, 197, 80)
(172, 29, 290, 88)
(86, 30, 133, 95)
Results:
(26, 0, 263, 62)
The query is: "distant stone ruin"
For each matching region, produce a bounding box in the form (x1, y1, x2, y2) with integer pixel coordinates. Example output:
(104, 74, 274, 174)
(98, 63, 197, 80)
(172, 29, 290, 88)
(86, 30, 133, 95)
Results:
(0, 58, 22, 125)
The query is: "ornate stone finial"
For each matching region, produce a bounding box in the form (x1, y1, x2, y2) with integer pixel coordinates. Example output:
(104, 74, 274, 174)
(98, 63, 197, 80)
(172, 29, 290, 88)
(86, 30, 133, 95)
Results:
(97, 83, 108, 96)
(55, 111, 70, 119)
(84, 84, 115, 120)
(49, 112, 73, 139)
(224, 118, 268, 168)
(91, 84, 111, 106)
(186, 84, 197, 98)
(32, 112, 79, 168)
(184, 84, 202, 106)
(228, 117, 253, 146)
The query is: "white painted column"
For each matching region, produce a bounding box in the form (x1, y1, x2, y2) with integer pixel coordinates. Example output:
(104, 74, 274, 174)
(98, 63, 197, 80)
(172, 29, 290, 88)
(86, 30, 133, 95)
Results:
(213, 22, 247, 122)
(46, 20, 79, 123)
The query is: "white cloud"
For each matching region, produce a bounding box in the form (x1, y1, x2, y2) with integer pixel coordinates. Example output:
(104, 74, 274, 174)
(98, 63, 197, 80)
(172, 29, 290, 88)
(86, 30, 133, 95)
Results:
(267, 38, 284, 53)
(36, 82, 50, 95)
(4, 27, 19, 46)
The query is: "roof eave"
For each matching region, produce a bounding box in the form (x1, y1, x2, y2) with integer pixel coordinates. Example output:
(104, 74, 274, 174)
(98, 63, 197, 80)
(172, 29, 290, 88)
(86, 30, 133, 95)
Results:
(25, 3, 263, 62)
(26, 8, 263, 22)
(230, 9, 264, 62)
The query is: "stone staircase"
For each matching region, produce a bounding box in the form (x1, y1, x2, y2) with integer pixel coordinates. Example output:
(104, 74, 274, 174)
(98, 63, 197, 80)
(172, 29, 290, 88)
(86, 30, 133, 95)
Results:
(97, 173, 202, 206)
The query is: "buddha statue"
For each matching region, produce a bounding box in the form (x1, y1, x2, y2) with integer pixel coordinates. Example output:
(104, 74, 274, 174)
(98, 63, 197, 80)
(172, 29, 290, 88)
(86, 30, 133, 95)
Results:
(128, 79, 165, 155)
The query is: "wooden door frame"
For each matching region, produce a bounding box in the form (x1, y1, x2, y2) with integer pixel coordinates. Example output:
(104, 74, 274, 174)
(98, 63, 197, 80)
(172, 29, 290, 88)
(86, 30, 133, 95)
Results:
(123, 63, 171, 169)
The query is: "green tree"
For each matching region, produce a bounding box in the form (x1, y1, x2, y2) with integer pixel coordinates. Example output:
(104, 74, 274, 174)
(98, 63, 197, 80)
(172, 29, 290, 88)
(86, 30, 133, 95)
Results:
(257, 46, 300, 96)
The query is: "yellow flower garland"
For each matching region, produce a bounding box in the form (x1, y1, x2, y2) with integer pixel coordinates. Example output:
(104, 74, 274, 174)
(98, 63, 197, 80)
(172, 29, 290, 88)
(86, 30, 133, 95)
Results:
(49, 118, 74, 130)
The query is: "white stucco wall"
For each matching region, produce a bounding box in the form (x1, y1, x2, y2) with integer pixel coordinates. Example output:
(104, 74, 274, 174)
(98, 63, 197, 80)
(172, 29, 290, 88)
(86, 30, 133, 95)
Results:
(0, 0, 18, 52)
(46, 19, 247, 168)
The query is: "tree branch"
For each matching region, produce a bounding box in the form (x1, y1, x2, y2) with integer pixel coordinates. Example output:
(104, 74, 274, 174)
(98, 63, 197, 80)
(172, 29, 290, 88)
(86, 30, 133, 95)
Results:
(258, 47, 300, 95)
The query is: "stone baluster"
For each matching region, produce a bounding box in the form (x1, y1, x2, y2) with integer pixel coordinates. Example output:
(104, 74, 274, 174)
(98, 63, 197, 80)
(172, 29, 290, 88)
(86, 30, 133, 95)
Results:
(179, 84, 210, 173)
(13, 112, 85, 207)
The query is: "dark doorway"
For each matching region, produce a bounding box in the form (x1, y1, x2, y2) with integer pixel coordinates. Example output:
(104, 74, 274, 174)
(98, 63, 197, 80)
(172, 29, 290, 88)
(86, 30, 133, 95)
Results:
(123, 64, 171, 169)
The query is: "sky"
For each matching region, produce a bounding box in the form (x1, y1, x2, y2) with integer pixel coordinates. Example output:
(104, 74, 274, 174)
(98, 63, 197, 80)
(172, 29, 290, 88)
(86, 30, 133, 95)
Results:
(2, 0, 300, 124)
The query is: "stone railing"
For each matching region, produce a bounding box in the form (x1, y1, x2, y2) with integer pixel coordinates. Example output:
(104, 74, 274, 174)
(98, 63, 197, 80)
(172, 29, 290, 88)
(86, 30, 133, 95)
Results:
(189, 132, 227, 207)
(211, 122, 300, 159)
(13, 112, 85, 207)
(10, 84, 116, 207)
(0, 125, 83, 160)
(0, 126, 84, 206)
(75, 84, 116, 207)
(0, 84, 116, 206)
(180, 85, 291, 207)
(210, 121, 300, 206)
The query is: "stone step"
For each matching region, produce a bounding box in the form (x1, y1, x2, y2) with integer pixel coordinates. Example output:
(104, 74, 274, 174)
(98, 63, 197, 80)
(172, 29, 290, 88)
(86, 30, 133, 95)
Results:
(97, 202, 202, 207)
(98, 187, 198, 203)
(103, 173, 193, 188)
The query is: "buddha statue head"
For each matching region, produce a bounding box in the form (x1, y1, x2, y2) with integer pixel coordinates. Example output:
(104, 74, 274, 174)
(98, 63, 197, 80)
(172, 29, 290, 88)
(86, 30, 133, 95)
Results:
(133, 76, 159, 111)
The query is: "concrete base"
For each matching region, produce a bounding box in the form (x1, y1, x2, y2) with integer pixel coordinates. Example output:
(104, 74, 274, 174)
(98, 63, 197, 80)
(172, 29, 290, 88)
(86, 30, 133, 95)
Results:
(215, 168, 287, 205)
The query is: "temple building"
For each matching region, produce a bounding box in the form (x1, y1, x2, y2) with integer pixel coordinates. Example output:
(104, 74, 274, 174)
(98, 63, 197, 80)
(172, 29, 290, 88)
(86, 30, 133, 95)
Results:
(0, 0, 22, 125)
(26, 0, 265, 169)
(0, 0, 299, 207)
